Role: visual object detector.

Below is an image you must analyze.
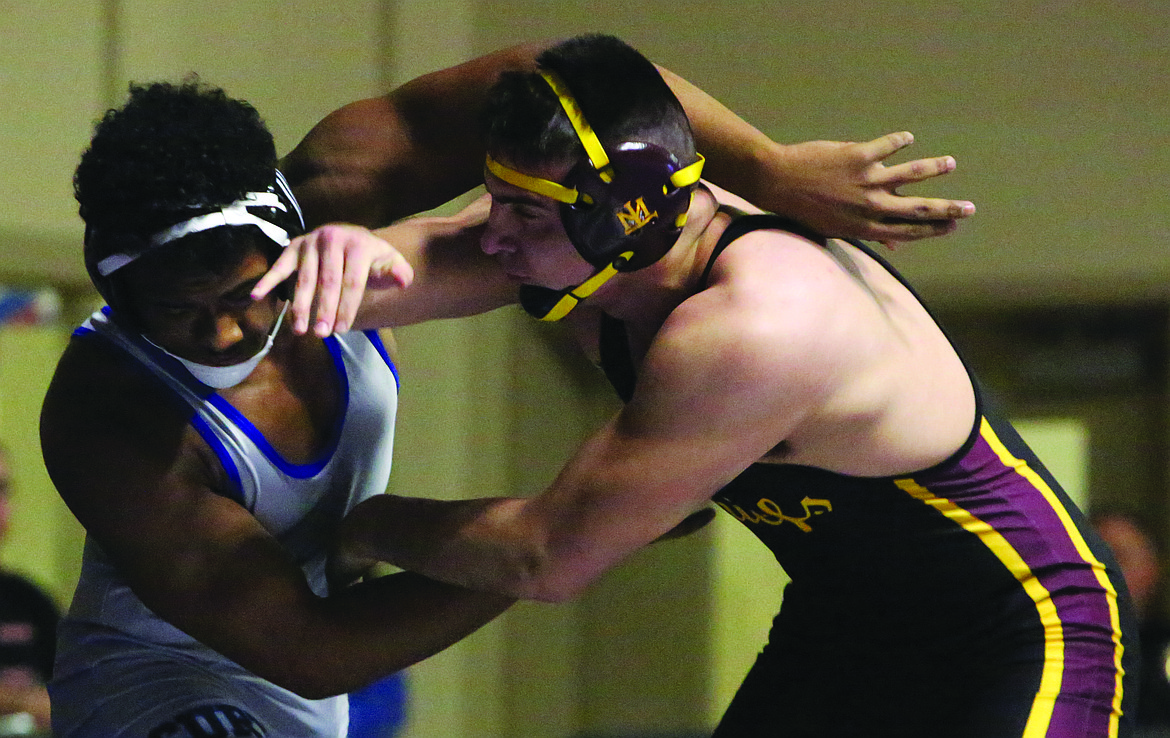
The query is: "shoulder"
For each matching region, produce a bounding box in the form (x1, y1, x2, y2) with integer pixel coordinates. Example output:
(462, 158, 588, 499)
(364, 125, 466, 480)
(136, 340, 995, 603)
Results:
(695, 229, 866, 344)
(41, 333, 211, 501)
(43, 332, 190, 435)
(656, 232, 885, 405)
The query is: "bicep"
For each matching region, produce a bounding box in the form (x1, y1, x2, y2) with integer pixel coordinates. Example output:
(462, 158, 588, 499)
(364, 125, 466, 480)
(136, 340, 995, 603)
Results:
(536, 304, 827, 540)
(518, 368, 789, 588)
(283, 42, 546, 228)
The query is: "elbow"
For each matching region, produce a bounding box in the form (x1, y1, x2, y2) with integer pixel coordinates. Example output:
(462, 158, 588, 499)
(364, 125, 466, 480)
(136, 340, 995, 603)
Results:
(237, 626, 374, 700)
(508, 551, 595, 604)
(263, 658, 394, 702)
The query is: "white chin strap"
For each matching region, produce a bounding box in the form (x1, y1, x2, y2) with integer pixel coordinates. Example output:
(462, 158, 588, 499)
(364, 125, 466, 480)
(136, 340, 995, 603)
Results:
(144, 303, 288, 389)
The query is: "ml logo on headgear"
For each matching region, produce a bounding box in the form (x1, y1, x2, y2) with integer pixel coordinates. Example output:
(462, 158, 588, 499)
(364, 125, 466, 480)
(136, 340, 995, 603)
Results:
(617, 197, 658, 235)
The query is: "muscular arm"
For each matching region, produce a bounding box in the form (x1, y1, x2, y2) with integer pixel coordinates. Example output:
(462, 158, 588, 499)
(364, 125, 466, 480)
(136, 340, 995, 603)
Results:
(255, 194, 516, 336)
(40, 339, 512, 699)
(280, 42, 543, 229)
(283, 40, 972, 239)
(333, 236, 845, 602)
(662, 68, 973, 242)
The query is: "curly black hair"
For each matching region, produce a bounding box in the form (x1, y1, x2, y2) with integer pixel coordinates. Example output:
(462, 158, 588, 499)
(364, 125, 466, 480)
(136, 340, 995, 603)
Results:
(77, 79, 281, 313)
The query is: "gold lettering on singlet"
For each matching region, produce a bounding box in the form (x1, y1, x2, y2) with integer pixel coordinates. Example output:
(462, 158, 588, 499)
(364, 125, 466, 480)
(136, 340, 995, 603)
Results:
(716, 496, 832, 532)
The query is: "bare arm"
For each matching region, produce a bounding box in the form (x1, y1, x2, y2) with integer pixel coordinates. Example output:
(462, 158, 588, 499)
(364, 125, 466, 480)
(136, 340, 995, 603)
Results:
(282, 39, 973, 239)
(254, 194, 515, 336)
(332, 240, 843, 601)
(280, 42, 544, 229)
(40, 339, 513, 699)
(659, 68, 974, 243)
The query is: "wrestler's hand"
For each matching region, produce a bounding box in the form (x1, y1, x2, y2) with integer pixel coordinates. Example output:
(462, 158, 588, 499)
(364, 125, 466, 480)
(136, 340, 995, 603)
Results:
(766, 132, 975, 246)
(252, 224, 414, 337)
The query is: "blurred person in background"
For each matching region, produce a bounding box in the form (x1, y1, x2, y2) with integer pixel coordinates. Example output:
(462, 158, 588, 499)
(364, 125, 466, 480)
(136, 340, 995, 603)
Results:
(1092, 508, 1170, 735)
(0, 443, 59, 735)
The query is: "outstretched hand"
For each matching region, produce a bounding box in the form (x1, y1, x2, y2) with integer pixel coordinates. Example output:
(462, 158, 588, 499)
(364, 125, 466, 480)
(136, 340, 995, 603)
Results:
(769, 131, 975, 247)
(252, 224, 414, 337)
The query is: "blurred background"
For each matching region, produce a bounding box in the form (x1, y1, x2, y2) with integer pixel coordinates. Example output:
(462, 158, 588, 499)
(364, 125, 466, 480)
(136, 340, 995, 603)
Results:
(0, 1, 1167, 735)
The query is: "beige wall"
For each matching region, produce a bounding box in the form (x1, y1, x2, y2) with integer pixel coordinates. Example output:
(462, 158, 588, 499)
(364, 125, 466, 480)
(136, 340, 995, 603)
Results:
(1, 1, 1167, 736)
(0, 327, 81, 605)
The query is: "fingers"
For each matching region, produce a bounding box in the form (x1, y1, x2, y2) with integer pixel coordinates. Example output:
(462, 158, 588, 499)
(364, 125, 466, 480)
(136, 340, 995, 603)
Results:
(327, 234, 415, 335)
(313, 228, 357, 336)
(291, 235, 322, 335)
(866, 217, 961, 243)
(260, 224, 414, 336)
(333, 250, 372, 336)
(878, 155, 958, 187)
(855, 131, 915, 162)
(370, 249, 415, 291)
(870, 193, 976, 223)
(252, 246, 300, 300)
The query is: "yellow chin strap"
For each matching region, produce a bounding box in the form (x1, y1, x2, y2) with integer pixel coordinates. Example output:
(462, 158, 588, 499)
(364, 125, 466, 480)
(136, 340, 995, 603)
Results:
(537, 251, 635, 322)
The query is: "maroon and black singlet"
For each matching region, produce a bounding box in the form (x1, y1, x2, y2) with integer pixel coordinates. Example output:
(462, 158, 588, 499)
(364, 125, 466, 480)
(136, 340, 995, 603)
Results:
(599, 214, 1136, 737)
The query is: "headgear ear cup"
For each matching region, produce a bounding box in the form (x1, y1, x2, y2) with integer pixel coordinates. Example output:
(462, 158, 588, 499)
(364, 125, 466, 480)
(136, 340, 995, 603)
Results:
(561, 142, 697, 270)
(538, 70, 704, 272)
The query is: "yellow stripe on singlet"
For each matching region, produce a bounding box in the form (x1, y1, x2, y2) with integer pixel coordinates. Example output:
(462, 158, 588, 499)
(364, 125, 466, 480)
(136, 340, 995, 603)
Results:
(978, 418, 1126, 738)
(894, 416, 1125, 738)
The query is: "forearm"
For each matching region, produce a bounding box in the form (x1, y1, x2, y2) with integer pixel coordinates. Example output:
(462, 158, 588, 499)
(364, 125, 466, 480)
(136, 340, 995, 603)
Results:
(660, 66, 789, 209)
(110, 502, 510, 700)
(286, 571, 513, 698)
(336, 494, 574, 602)
(155, 552, 511, 699)
(360, 205, 515, 327)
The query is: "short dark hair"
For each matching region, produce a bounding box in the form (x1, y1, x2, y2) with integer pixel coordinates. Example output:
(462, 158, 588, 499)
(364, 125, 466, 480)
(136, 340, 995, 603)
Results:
(483, 34, 696, 171)
(76, 79, 281, 315)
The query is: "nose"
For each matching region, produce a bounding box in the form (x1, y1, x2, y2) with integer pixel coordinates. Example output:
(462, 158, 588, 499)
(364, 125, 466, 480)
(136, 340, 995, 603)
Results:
(480, 207, 516, 257)
(204, 312, 245, 353)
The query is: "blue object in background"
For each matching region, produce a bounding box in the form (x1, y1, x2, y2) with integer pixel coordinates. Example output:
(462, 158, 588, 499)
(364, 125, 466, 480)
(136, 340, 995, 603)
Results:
(348, 672, 408, 738)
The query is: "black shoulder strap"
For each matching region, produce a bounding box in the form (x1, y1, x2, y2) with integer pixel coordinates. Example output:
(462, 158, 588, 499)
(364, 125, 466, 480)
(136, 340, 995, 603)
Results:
(698, 211, 828, 290)
(602, 212, 829, 403)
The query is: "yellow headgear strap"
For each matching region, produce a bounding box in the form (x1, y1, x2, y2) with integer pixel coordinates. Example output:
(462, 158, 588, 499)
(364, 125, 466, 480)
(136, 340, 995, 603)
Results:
(485, 152, 703, 213)
(484, 154, 590, 205)
(537, 251, 635, 322)
(485, 66, 705, 210)
(540, 69, 613, 182)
